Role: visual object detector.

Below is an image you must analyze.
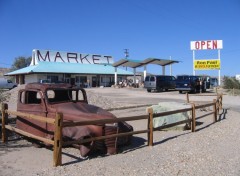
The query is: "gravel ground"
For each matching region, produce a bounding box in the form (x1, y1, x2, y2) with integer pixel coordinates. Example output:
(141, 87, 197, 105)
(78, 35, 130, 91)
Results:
(1, 86, 240, 176)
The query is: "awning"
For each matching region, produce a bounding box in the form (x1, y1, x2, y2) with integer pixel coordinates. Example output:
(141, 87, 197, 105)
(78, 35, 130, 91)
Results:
(112, 58, 179, 68)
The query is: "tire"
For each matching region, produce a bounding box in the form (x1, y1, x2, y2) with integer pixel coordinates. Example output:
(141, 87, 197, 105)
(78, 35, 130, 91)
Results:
(147, 89, 151, 93)
(192, 88, 197, 93)
(179, 91, 183, 94)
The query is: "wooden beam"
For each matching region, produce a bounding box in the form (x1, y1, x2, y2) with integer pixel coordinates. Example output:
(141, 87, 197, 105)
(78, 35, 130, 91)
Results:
(105, 104, 153, 111)
(63, 115, 148, 127)
(191, 103, 196, 132)
(63, 130, 148, 146)
(7, 110, 55, 124)
(154, 119, 191, 131)
(213, 99, 217, 122)
(152, 107, 192, 118)
(1, 103, 8, 143)
(5, 125, 54, 145)
(53, 112, 63, 167)
(147, 108, 153, 146)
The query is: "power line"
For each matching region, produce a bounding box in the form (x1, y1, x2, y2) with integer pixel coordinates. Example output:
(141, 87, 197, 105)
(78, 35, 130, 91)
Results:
(0, 62, 11, 66)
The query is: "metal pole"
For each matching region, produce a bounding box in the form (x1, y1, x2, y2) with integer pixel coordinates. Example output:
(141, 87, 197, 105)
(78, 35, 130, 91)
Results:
(32, 49, 35, 65)
(133, 68, 136, 84)
(124, 49, 129, 71)
(193, 50, 195, 75)
(162, 66, 165, 75)
(170, 56, 172, 76)
(105, 75, 106, 87)
(144, 65, 147, 81)
(218, 49, 221, 86)
(114, 67, 117, 85)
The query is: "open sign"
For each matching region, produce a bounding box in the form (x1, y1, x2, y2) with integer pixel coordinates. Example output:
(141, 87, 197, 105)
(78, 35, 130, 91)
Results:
(190, 40, 223, 50)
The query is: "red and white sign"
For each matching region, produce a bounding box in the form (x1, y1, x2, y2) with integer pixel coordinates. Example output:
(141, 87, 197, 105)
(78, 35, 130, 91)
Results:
(190, 40, 223, 50)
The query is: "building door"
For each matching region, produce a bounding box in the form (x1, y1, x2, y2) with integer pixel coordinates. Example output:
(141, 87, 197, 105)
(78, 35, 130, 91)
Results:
(20, 75, 25, 84)
(70, 78, 75, 85)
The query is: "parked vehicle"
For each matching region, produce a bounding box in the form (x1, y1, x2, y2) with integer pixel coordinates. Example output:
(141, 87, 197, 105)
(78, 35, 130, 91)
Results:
(209, 77, 218, 88)
(175, 75, 207, 93)
(16, 83, 133, 156)
(144, 75, 176, 92)
(0, 78, 17, 90)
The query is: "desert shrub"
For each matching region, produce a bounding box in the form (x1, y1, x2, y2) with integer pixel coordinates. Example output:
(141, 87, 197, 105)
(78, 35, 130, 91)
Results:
(0, 90, 9, 103)
(223, 76, 240, 89)
(223, 76, 240, 96)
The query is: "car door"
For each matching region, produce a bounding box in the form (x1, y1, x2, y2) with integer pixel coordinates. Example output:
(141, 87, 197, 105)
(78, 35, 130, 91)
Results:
(16, 89, 47, 138)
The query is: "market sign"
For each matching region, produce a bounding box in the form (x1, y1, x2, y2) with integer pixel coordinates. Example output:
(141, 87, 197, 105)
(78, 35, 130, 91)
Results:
(194, 59, 221, 70)
(190, 40, 223, 50)
(31, 49, 114, 66)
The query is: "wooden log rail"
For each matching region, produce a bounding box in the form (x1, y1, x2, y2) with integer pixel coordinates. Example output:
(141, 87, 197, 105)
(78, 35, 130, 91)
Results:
(1, 103, 62, 167)
(186, 93, 223, 114)
(0, 94, 223, 167)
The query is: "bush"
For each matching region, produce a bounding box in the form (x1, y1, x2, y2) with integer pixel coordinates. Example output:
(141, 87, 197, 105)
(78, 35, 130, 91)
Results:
(223, 76, 240, 89)
(223, 76, 240, 96)
(0, 90, 9, 103)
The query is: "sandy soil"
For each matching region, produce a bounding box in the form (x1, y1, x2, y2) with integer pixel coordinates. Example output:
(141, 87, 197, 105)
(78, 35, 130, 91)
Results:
(0, 86, 240, 176)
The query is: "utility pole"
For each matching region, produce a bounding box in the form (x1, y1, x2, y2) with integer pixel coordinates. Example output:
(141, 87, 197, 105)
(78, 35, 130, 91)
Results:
(124, 49, 129, 59)
(124, 49, 129, 70)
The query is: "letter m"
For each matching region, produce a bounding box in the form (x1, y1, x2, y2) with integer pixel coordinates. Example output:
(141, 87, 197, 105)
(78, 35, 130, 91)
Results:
(36, 50, 50, 62)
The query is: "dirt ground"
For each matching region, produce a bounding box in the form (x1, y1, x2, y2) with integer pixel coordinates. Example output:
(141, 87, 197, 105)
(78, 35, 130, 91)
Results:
(1, 87, 240, 176)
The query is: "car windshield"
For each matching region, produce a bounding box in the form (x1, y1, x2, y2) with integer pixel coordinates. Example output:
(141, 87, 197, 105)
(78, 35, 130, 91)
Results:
(46, 89, 85, 103)
(177, 76, 199, 81)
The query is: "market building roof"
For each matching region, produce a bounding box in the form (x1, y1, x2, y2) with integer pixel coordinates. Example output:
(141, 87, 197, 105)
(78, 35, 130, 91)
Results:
(5, 61, 133, 76)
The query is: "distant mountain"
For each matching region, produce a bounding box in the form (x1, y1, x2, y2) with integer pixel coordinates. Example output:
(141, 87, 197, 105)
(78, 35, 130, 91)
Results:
(0, 68, 10, 76)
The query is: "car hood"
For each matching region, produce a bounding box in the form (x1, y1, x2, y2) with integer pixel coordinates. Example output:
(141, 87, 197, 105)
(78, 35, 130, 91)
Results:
(176, 80, 191, 83)
(50, 102, 116, 121)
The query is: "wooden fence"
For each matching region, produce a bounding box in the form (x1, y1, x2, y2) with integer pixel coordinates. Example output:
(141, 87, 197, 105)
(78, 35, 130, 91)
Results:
(1, 93, 223, 167)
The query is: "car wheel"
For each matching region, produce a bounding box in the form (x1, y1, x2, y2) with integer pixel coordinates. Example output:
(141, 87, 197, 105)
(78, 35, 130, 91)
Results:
(194, 88, 197, 93)
(191, 88, 196, 94)
(179, 91, 182, 94)
(147, 89, 151, 93)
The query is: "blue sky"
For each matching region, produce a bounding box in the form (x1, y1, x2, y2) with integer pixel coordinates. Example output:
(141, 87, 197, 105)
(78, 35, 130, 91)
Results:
(0, 0, 240, 77)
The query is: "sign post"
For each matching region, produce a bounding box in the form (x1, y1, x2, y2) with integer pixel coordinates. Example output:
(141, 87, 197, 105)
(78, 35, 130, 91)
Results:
(218, 49, 221, 85)
(193, 50, 195, 75)
(190, 40, 223, 85)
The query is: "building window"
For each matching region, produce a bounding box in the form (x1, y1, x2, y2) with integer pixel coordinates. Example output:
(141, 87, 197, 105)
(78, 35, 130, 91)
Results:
(76, 76, 87, 87)
(47, 75, 58, 83)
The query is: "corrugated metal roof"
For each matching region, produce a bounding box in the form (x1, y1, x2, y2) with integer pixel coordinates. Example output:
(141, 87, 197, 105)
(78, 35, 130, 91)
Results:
(112, 58, 179, 68)
(5, 62, 133, 76)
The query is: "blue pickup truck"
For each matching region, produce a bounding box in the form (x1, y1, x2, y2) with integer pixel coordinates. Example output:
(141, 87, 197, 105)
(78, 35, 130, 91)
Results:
(175, 75, 207, 93)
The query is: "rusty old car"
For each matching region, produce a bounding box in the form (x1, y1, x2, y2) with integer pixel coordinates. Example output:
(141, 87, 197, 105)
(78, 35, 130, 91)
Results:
(16, 83, 133, 156)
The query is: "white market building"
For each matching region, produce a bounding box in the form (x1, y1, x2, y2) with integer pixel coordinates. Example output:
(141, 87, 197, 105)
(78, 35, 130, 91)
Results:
(5, 49, 179, 87)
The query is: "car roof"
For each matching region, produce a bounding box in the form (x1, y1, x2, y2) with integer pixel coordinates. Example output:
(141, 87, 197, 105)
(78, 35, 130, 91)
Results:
(25, 83, 72, 92)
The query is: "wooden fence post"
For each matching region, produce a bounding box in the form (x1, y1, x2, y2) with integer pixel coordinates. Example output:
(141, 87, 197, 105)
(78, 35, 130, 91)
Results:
(1, 103, 8, 143)
(220, 94, 223, 110)
(147, 108, 153, 146)
(53, 112, 63, 167)
(218, 95, 221, 115)
(213, 99, 217, 122)
(191, 103, 196, 132)
(186, 93, 189, 103)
